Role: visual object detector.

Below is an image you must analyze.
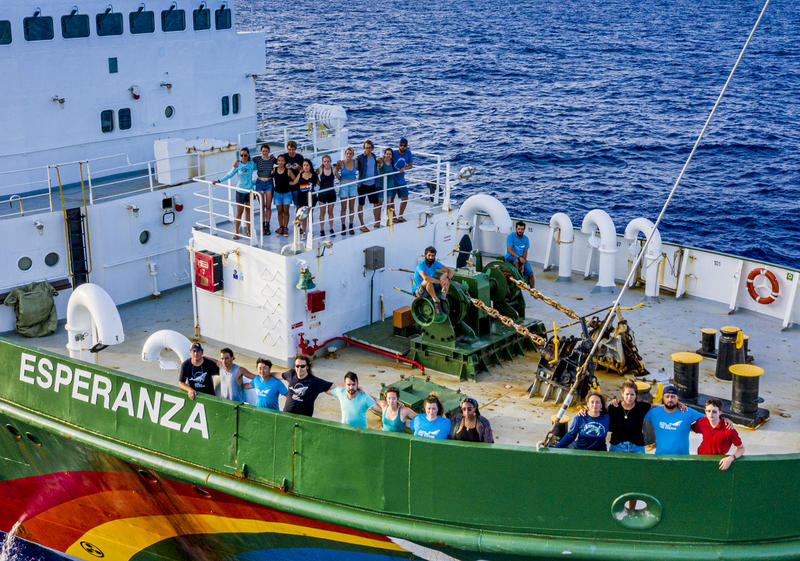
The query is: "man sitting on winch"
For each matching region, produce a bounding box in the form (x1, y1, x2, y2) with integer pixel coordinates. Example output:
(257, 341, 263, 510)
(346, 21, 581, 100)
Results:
(506, 221, 535, 288)
(412, 246, 453, 315)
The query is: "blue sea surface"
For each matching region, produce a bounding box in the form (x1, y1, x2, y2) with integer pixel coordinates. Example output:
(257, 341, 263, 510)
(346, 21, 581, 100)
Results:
(237, 0, 799, 268)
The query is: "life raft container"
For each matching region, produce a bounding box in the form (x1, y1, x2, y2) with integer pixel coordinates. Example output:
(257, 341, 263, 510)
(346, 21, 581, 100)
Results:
(746, 267, 779, 305)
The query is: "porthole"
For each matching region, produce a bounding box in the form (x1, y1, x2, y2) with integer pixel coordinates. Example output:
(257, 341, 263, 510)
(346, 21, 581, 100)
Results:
(6, 424, 21, 440)
(25, 432, 43, 446)
(139, 230, 150, 244)
(165, 105, 175, 119)
(18, 256, 32, 271)
(44, 252, 60, 266)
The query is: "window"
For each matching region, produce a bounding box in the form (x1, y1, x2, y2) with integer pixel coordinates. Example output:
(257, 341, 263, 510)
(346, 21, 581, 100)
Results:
(165, 105, 175, 118)
(118, 108, 132, 130)
(221, 96, 229, 116)
(0, 20, 11, 45)
(161, 8, 186, 32)
(24, 15, 54, 41)
(129, 10, 155, 34)
(192, 8, 210, 30)
(96, 11, 123, 36)
(215, 7, 231, 30)
(232, 93, 240, 114)
(108, 57, 118, 73)
(101, 110, 114, 133)
(61, 14, 90, 38)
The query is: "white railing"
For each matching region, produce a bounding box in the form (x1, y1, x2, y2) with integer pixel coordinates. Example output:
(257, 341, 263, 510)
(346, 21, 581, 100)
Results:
(192, 179, 263, 247)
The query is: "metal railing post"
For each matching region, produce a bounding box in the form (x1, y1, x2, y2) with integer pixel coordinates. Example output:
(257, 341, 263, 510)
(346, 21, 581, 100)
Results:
(147, 162, 154, 191)
(443, 162, 451, 212)
(85, 160, 94, 205)
(46, 165, 53, 212)
(208, 181, 216, 235)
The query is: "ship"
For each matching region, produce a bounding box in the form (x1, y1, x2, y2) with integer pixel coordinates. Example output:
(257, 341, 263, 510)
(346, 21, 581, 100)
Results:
(1, 2, 799, 560)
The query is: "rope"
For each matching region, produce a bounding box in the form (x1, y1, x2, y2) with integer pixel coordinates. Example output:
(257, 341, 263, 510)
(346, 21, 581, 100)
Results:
(541, 0, 772, 447)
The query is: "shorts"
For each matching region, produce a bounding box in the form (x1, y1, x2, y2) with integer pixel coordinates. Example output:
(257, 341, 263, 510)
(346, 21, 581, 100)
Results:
(235, 191, 251, 205)
(316, 188, 337, 205)
(506, 256, 533, 276)
(357, 183, 382, 206)
(339, 182, 358, 198)
(414, 282, 441, 298)
(609, 442, 646, 453)
(255, 178, 273, 192)
(390, 185, 409, 199)
(273, 191, 293, 206)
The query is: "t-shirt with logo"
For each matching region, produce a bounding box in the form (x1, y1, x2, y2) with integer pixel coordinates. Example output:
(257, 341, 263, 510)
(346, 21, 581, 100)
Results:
(411, 415, 451, 439)
(392, 148, 413, 186)
(282, 369, 333, 417)
(331, 386, 376, 428)
(505, 232, 530, 262)
(178, 358, 219, 396)
(252, 376, 288, 410)
(412, 259, 443, 294)
(644, 406, 704, 455)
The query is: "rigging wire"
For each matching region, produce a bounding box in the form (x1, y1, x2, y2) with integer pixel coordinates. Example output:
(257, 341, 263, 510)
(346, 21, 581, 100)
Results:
(541, 0, 772, 446)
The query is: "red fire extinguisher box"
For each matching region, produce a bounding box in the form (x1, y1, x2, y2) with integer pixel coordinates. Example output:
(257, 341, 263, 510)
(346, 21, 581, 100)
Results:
(195, 250, 223, 292)
(307, 290, 326, 312)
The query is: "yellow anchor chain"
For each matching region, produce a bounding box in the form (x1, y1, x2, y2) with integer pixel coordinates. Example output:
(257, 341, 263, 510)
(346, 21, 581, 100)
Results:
(468, 297, 546, 347)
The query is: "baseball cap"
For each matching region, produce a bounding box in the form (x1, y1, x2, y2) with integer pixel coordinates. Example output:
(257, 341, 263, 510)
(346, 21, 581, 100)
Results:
(190, 342, 203, 352)
(399, 137, 408, 145)
(662, 384, 678, 395)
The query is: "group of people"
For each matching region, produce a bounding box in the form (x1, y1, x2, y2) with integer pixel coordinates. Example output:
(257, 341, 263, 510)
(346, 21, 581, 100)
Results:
(213, 138, 414, 239)
(177, 344, 493, 442)
(554, 380, 745, 470)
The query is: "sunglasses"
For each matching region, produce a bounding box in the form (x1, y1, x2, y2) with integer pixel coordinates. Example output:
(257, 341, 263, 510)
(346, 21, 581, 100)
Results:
(295, 364, 307, 369)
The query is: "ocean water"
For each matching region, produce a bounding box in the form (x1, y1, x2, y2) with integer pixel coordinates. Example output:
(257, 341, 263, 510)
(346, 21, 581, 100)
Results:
(237, 0, 799, 268)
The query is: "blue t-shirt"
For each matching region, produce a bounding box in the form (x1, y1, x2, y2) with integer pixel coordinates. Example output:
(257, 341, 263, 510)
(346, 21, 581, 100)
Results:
(412, 259, 444, 293)
(392, 148, 413, 186)
(644, 406, 704, 455)
(554, 414, 610, 451)
(505, 232, 530, 262)
(219, 160, 256, 193)
(331, 387, 377, 428)
(252, 376, 288, 410)
(411, 415, 451, 439)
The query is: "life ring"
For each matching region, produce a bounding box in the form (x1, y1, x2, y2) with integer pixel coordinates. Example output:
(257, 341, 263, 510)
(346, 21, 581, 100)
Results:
(746, 267, 779, 305)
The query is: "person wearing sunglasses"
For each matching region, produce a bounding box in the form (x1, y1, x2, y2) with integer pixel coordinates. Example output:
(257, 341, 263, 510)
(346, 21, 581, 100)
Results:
(449, 397, 494, 443)
(281, 354, 333, 417)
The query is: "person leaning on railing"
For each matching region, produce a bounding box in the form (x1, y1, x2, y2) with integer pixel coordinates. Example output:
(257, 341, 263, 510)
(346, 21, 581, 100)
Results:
(449, 397, 494, 443)
(555, 391, 610, 451)
(408, 393, 451, 439)
(213, 147, 256, 240)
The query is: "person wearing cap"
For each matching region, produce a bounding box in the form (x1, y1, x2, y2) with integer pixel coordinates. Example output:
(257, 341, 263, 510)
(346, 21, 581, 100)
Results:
(178, 342, 220, 400)
(693, 397, 745, 470)
(643, 384, 704, 455)
(449, 397, 494, 443)
(391, 138, 413, 223)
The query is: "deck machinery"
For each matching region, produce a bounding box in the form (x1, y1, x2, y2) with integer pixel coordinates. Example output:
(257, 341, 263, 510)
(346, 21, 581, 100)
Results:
(405, 258, 545, 380)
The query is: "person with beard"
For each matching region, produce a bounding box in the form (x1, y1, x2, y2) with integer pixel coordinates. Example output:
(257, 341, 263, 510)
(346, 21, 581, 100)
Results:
(330, 371, 379, 429)
(643, 384, 704, 455)
(411, 246, 453, 314)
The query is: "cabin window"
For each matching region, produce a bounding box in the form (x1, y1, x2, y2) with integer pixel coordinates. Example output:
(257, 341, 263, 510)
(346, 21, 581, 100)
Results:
(129, 10, 155, 34)
(221, 96, 230, 116)
(96, 11, 124, 36)
(0, 21, 12, 44)
(17, 257, 32, 271)
(232, 93, 240, 114)
(161, 8, 186, 32)
(24, 15, 54, 41)
(101, 110, 114, 133)
(165, 105, 175, 118)
(193, 8, 210, 30)
(108, 57, 118, 73)
(215, 7, 231, 30)
(61, 14, 90, 38)
(119, 108, 132, 130)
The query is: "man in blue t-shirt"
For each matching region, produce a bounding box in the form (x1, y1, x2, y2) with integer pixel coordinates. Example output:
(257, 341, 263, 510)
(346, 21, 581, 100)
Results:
(330, 372, 379, 429)
(391, 138, 413, 222)
(411, 246, 453, 314)
(643, 385, 704, 454)
(243, 358, 288, 410)
(506, 221, 535, 288)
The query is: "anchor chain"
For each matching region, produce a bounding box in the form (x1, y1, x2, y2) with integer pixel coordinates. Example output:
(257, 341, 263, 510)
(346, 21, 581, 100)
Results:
(468, 297, 546, 347)
(505, 276, 581, 320)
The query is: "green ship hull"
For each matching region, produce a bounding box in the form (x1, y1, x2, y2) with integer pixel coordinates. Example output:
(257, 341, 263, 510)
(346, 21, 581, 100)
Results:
(2, 337, 799, 560)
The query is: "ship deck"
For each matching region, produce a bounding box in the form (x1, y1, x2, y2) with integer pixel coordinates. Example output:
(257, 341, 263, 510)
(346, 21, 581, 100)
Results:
(7, 259, 799, 456)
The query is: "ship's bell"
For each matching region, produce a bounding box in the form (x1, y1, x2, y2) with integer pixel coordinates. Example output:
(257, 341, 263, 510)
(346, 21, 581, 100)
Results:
(296, 267, 316, 290)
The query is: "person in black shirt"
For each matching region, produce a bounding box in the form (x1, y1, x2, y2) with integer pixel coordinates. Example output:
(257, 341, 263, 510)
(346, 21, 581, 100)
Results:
(178, 342, 220, 400)
(280, 140, 304, 209)
(282, 354, 334, 417)
(607, 379, 651, 453)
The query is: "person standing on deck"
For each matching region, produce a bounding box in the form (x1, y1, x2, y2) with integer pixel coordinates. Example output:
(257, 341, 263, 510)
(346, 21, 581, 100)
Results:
(214, 147, 256, 240)
(355, 140, 382, 231)
(271, 155, 293, 237)
(280, 140, 304, 209)
(212, 347, 255, 402)
(375, 386, 417, 432)
(282, 355, 334, 417)
(336, 147, 358, 235)
(251, 144, 276, 235)
(643, 385, 704, 455)
(506, 221, 535, 288)
(693, 397, 745, 470)
(330, 372, 379, 429)
(392, 138, 413, 223)
(243, 358, 288, 410)
(412, 246, 453, 315)
(377, 148, 396, 224)
(555, 392, 609, 451)
(178, 342, 219, 400)
(409, 393, 451, 439)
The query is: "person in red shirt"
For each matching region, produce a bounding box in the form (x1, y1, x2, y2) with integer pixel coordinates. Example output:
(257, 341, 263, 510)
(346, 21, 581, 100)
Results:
(693, 397, 745, 470)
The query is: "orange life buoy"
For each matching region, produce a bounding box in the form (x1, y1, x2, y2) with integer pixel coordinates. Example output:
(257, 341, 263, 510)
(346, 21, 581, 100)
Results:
(746, 267, 779, 305)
